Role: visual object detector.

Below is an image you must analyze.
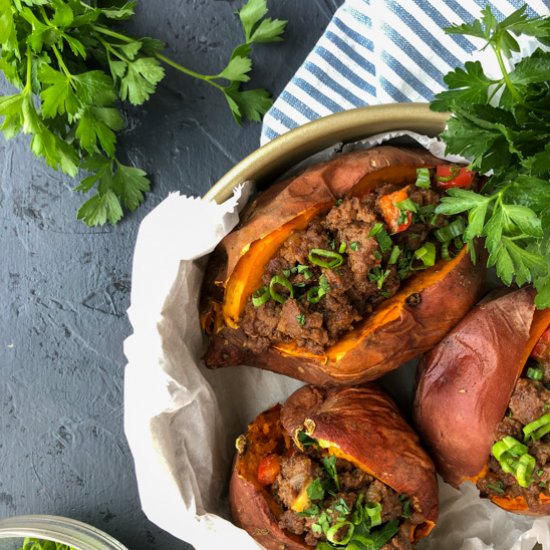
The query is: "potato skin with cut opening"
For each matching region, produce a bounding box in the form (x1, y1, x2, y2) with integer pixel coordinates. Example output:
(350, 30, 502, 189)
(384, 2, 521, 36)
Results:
(201, 146, 485, 385)
(200, 146, 445, 310)
(414, 287, 550, 514)
(229, 385, 438, 549)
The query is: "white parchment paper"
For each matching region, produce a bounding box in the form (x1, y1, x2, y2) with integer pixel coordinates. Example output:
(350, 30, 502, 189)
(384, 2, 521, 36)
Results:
(124, 133, 550, 550)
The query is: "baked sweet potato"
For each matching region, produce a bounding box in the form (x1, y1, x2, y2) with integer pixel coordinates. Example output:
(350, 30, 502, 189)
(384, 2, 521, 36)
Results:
(201, 146, 486, 386)
(414, 287, 550, 515)
(230, 384, 438, 549)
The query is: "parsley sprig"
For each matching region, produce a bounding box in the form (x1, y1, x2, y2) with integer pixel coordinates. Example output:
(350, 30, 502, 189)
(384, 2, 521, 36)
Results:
(19, 538, 75, 550)
(431, 6, 550, 307)
(0, 0, 286, 225)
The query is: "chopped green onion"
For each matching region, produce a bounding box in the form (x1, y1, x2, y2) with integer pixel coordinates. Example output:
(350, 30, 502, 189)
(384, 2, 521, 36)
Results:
(527, 367, 544, 381)
(492, 436, 528, 461)
(414, 242, 436, 267)
(538, 469, 544, 477)
(486, 482, 505, 494)
(434, 218, 466, 242)
(516, 453, 536, 488)
(326, 522, 354, 545)
(369, 223, 383, 236)
(308, 248, 344, 269)
(269, 275, 294, 304)
(396, 198, 418, 213)
(350, 241, 360, 252)
(369, 224, 392, 253)
(338, 242, 347, 254)
(364, 502, 382, 527)
(415, 167, 431, 189)
(252, 286, 270, 307)
(441, 241, 450, 260)
(389, 245, 402, 265)
(296, 314, 306, 327)
(351, 494, 364, 525)
(523, 413, 550, 442)
(307, 286, 325, 303)
(336, 198, 344, 206)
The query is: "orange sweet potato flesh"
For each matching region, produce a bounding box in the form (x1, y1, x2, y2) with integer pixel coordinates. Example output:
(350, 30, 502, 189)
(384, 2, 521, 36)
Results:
(202, 146, 485, 385)
(414, 288, 550, 508)
(229, 385, 438, 549)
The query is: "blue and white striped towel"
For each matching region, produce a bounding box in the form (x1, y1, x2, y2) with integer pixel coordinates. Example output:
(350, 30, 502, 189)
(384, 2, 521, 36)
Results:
(260, 0, 549, 145)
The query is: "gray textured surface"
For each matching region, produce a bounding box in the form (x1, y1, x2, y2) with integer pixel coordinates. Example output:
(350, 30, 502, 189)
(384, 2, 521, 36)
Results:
(0, 1, 344, 548)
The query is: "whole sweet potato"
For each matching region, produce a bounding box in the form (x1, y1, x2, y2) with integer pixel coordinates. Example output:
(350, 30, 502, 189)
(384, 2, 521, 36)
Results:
(201, 146, 485, 385)
(414, 287, 550, 514)
(230, 384, 438, 549)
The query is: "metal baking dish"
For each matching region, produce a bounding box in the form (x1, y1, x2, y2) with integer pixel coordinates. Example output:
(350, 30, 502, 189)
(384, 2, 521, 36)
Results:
(203, 103, 447, 203)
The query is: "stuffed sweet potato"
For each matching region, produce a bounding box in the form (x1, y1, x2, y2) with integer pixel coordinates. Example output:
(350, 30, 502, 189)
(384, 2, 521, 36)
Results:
(230, 384, 438, 549)
(201, 146, 485, 386)
(414, 287, 550, 514)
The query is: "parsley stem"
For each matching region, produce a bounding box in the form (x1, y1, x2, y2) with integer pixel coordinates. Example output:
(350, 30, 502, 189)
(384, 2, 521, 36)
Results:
(24, 46, 32, 94)
(492, 45, 521, 103)
(52, 45, 72, 80)
(92, 25, 224, 90)
(92, 25, 134, 44)
(155, 53, 225, 91)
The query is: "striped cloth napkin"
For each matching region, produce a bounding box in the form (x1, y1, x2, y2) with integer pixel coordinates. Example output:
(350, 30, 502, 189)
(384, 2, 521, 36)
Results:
(260, 0, 549, 145)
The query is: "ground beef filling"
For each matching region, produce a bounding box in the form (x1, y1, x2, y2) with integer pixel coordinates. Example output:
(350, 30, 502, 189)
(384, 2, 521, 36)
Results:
(263, 444, 425, 549)
(241, 182, 457, 354)
(477, 355, 550, 506)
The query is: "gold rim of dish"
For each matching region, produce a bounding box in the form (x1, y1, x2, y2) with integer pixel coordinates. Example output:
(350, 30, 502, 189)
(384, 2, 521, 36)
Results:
(204, 103, 449, 204)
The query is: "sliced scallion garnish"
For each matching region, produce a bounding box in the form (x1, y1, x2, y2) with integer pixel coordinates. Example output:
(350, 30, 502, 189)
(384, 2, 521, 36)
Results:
(364, 502, 382, 527)
(326, 521, 354, 545)
(269, 275, 293, 304)
(338, 242, 347, 254)
(388, 245, 401, 265)
(527, 367, 544, 381)
(308, 248, 344, 269)
(516, 453, 536, 488)
(252, 286, 270, 307)
(523, 413, 550, 442)
(415, 167, 431, 189)
(434, 218, 466, 242)
(414, 242, 436, 267)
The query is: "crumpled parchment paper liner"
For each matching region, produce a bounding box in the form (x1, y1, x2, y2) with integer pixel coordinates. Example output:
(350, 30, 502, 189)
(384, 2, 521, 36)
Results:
(124, 133, 550, 550)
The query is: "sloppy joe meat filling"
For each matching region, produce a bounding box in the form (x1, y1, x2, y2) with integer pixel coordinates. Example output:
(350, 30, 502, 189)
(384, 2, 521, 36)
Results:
(241, 170, 468, 354)
(258, 433, 425, 549)
(478, 328, 550, 504)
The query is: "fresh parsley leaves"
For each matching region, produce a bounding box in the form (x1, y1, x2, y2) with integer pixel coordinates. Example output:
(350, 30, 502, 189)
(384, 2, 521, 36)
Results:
(19, 538, 75, 550)
(0, 0, 286, 225)
(431, 6, 550, 307)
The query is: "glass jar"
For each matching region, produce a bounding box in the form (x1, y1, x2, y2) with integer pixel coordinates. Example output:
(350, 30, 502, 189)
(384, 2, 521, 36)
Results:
(0, 515, 127, 550)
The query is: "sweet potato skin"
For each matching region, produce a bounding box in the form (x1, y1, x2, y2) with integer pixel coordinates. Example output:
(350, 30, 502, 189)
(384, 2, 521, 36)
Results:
(230, 385, 438, 548)
(204, 244, 485, 386)
(200, 146, 445, 313)
(229, 468, 309, 550)
(413, 288, 542, 488)
(281, 385, 438, 525)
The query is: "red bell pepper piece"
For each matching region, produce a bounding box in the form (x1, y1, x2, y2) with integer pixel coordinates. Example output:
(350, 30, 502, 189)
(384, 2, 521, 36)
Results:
(257, 454, 281, 486)
(436, 165, 475, 189)
(378, 188, 412, 234)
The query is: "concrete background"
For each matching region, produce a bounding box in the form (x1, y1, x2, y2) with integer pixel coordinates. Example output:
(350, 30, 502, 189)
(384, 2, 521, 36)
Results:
(0, 1, 344, 548)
